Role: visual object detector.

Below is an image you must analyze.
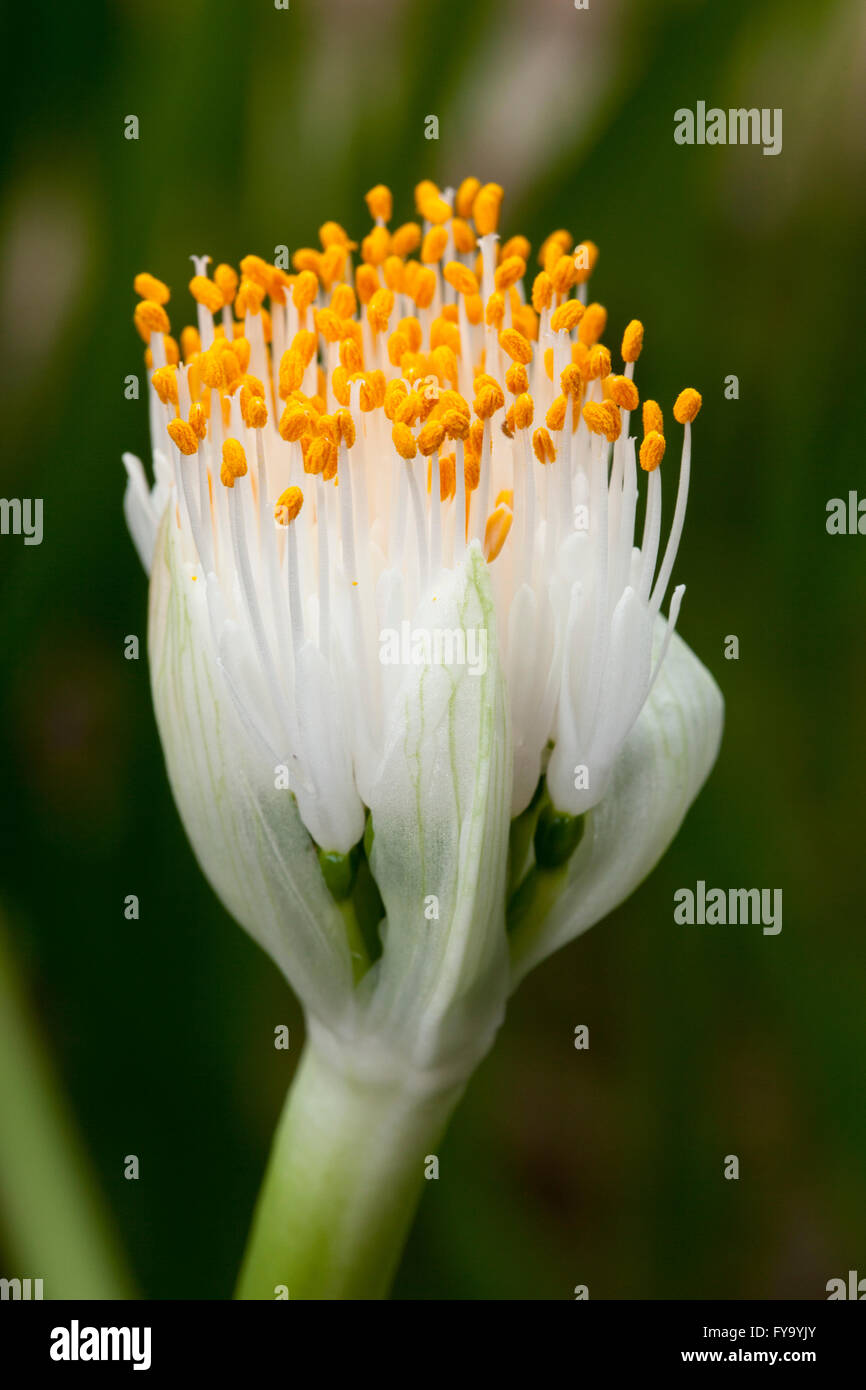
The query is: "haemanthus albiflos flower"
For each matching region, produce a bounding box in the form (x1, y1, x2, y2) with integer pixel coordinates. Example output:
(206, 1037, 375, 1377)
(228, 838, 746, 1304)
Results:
(124, 178, 723, 1298)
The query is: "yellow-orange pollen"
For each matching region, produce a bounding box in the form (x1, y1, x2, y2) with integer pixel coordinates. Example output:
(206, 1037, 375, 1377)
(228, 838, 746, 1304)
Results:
(134, 179, 700, 567)
(275, 486, 304, 525)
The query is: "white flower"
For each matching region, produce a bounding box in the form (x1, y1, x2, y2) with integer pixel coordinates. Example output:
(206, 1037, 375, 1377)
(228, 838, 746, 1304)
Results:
(125, 180, 722, 1080)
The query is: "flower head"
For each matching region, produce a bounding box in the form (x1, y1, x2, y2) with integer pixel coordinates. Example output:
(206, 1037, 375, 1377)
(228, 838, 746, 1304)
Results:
(125, 179, 722, 1078)
(128, 181, 703, 824)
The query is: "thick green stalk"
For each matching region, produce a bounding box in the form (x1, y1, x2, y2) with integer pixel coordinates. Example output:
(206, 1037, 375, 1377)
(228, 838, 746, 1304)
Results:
(236, 1038, 463, 1300)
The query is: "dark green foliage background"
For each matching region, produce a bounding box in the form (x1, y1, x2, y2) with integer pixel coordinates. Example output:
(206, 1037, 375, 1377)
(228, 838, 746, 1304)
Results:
(0, 0, 863, 1298)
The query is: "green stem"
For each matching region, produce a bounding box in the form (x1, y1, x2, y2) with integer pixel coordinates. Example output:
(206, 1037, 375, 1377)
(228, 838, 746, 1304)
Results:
(236, 1037, 463, 1300)
(337, 900, 370, 983)
(507, 862, 570, 971)
(0, 919, 135, 1299)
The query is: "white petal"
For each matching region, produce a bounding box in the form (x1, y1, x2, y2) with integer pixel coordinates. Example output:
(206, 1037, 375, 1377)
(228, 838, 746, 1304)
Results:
(292, 641, 366, 853)
(507, 582, 557, 817)
(510, 626, 724, 987)
(122, 453, 160, 574)
(361, 542, 512, 1081)
(148, 509, 357, 1023)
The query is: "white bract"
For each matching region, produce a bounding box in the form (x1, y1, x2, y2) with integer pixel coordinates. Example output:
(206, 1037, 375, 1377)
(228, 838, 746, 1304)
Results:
(125, 179, 722, 1082)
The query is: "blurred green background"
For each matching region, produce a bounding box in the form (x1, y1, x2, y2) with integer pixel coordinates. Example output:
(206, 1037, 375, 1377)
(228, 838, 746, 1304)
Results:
(1, 0, 864, 1299)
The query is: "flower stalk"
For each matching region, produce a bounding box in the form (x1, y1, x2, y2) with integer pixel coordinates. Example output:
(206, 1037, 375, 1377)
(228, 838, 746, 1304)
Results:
(236, 1035, 463, 1300)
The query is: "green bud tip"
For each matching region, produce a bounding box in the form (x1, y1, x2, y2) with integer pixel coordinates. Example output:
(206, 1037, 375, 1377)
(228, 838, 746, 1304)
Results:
(533, 803, 585, 871)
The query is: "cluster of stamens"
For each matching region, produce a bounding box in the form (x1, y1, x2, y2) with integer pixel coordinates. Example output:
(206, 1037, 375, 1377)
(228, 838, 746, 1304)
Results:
(132, 178, 699, 578)
(127, 177, 703, 836)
